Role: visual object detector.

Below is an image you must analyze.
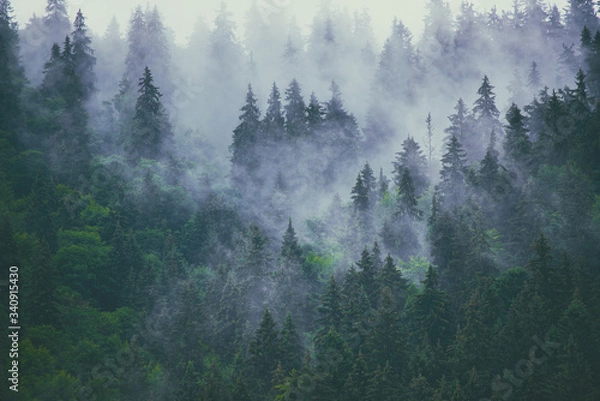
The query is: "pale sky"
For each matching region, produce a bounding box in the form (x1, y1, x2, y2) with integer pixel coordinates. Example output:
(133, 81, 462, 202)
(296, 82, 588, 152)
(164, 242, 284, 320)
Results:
(13, 0, 569, 46)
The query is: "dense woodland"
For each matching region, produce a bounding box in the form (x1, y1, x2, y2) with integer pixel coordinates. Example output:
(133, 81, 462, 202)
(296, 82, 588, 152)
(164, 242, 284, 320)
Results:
(1, 0, 600, 399)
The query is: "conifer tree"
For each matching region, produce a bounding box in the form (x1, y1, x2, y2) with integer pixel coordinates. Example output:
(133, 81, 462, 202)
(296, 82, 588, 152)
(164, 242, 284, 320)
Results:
(350, 173, 369, 213)
(395, 168, 423, 220)
(527, 60, 541, 89)
(130, 66, 172, 160)
(284, 78, 307, 138)
(317, 275, 343, 342)
(444, 98, 472, 143)
(471, 75, 501, 160)
(280, 218, 301, 263)
(262, 82, 285, 142)
(0, 0, 22, 132)
(438, 135, 468, 207)
(306, 91, 323, 132)
(503, 103, 532, 170)
(356, 247, 379, 308)
(278, 313, 303, 373)
(71, 9, 95, 99)
(393, 136, 429, 196)
(377, 253, 408, 308)
(231, 84, 261, 174)
(248, 308, 280, 394)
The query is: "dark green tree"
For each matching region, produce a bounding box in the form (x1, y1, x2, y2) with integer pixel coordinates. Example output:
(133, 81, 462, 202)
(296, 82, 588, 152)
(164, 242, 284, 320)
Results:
(377, 254, 408, 309)
(395, 168, 423, 220)
(231, 84, 261, 174)
(71, 9, 95, 99)
(278, 313, 303, 373)
(284, 78, 307, 138)
(262, 82, 285, 142)
(393, 136, 429, 196)
(130, 66, 172, 160)
(316, 275, 343, 343)
(438, 135, 468, 207)
(503, 103, 532, 170)
(0, 0, 23, 133)
(248, 308, 280, 395)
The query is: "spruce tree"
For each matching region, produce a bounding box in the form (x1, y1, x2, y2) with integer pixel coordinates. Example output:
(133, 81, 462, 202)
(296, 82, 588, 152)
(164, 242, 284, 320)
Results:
(130, 66, 172, 160)
(280, 217, 301, 263)
(278, 313, 303, 373)
(316, 275, 343, 343)
(71, 9, 96, 99)
(231, 84, 260, 177)
(284, 78, 307, 138)
(503, 103, 532, 170)
(262, 82, 285, 142)
(248, 308, 280, 394)
(395, 168, 423, 220)
(444, 98, 471, 143)
(438, 135, 468, 207)
(0, 0, 22, 132)
(393, 136, 429, 196)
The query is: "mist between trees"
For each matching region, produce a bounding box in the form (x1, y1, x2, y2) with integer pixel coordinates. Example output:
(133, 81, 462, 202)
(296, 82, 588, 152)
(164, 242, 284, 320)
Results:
(1, 0, 600, 400)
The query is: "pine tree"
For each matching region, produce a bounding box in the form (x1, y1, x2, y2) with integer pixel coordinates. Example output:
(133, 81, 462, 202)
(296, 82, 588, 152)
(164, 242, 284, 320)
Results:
(503, 103, 532, 170)
(424, 112, 435, 165)
(124, 6, 146, 85)
(360, 161, 377, 205)
(231, 84, 261, 175)
(248, 308, 280, 394)
(438, 135, 468, 207)
(322, 80, 361, 163)
(0, 0, 22, 133)
(527, 61, 541, 89)
(342, 352, 368, 400)
(378, 167, 390, 199)
(362, 286, 405, 374)
(444, 98, 472, 143)
(395, 168, 423, 220)
(284, 78, 307, 138)
(356, 247, 379, 308)
(316, 275, 343, 342)
(280, 218, 302, 263)
(471, 75, 501, 160)
(393, 136, 429, 196)
(71, 9, 95, 99)
(263, 82, 285, 142)
(43, 0, 71, 46)
(350, 173, 369, 213)
(278, 313, 303, 373)
(130, 66, 172, 160)
(306, 91, 323, 132)
(377, 253, 409, 309)
(565, 0, 598, 40)
(406, 265, 452, 348)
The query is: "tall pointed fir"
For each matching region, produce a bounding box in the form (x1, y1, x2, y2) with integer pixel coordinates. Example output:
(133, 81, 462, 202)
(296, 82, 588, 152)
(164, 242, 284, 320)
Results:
(438, 135, 468, 207)
(395, 168, 423, 220)
(471, 75, 501, 161)
(393, 136, 429, 197)
(503, 103, 531, 171)
(0, 0, 23, 133)
(71, 9, 96, 100)
(230, 84, 261, 181)
(284, 78, 307, 138)
(262, 82, 285, 142)
(247, 308, 280, 396)
(444, 98, 472, 145)
(129, 66, 172, 160)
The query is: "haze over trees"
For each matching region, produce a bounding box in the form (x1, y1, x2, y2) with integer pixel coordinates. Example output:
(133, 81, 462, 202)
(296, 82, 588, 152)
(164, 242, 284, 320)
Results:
(2, 0, 600, 400)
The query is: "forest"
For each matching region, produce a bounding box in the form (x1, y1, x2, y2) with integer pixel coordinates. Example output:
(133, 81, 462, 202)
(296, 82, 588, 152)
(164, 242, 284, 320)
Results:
(1, 0, 600, 399)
